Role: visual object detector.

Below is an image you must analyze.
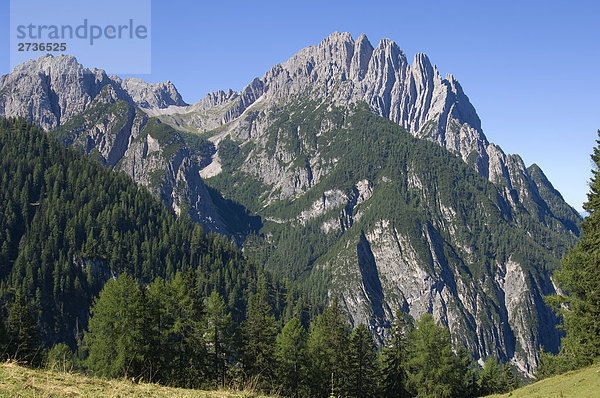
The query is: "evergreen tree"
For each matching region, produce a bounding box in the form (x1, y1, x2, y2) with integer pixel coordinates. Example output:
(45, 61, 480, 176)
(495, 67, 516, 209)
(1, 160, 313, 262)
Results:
(477, 358, 504, 395)
(46, 343, 79, 372)
(381, 310, 411, 398)
(477, 358, 519, 395)
(205, 290, 233, 388)
(149, 272, 207, 388)
(306, 298, 351, 397)
(275, 317, 307, 398)
(7, 289, 42, 366)
(240, 288, 278, 388)
(547, 130, 600, 368)
(348, 323, 379, 398)
(406, 314, 467, 398)
(0, 314, 8, 360)
(502, 363, 519, 392)
(83, 274, 156, 380)
(534, 347, 573, 380)
(454, 346, 478, 398)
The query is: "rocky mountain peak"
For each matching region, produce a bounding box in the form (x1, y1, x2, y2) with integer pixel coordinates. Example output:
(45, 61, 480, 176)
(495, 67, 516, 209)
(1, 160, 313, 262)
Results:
(0, 55, 187, 129)
(350, 33, 374, 80)
(180, 31, 580, 241)
(1, 54, 111, 130)
(119, 78, 187, 109)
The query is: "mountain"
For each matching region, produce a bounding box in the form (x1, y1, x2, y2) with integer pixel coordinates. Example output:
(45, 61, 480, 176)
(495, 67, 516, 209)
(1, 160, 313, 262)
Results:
(0, 55, 186, 131)
(0, 54, 234, 234)
(0, 33, 581, 375)
(0, 118, 303, 349)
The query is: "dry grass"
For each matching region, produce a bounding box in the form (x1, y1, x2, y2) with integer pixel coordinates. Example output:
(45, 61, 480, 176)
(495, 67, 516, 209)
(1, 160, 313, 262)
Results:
(0, 361, 272, 398)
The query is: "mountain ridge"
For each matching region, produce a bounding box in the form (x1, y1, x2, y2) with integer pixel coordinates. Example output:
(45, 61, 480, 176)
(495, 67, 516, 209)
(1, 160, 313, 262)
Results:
(0, 33, 582, 375)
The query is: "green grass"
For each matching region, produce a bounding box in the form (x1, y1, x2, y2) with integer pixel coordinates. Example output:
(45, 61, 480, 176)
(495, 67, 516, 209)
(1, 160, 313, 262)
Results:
(0, 362, 272, 398)
(487, 364, 600, 398)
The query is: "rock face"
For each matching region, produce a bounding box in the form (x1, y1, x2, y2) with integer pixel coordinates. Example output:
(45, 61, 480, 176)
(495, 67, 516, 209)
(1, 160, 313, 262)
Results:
(117, 77, 187, 109)
(209, 100, 575, 375)
(50, 86, 228, 235)
(0, 35, 582, 375)
(0, 55, 112, 130)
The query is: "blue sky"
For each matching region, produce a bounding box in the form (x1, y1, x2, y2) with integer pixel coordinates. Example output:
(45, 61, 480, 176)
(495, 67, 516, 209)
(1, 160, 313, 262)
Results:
(1, 0, 598, 212)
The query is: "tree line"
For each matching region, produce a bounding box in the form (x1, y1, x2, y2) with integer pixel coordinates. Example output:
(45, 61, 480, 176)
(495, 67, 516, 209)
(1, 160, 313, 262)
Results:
(1, 272, 519, 397)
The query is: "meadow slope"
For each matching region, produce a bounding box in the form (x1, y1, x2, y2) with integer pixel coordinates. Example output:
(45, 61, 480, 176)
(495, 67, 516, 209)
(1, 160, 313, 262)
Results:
(0, 362, 272, 398)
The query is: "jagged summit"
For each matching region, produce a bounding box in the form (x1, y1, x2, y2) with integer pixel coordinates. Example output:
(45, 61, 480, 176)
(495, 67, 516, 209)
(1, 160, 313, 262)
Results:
(0, 54, 186, 129)
(0, 33, 579, 236)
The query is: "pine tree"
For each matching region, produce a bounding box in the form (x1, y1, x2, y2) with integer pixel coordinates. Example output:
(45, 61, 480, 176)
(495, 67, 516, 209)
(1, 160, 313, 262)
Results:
(205, 290, 233, 388)
(381, 310, 411, 398)
(7, 289, 42, 366)
(348, 323, 379, 398)
(549, 130, 600, 368)
(275, 317, 307, 398)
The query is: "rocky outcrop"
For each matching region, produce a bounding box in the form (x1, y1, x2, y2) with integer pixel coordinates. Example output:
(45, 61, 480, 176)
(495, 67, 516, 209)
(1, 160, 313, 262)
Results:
(0, 55, 112, 130)
(327, 219, 560, 375)
(50, 85, 228, 235)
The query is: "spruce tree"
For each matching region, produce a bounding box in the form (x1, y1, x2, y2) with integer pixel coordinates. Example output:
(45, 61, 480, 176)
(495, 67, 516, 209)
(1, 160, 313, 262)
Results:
(149, 272, 206, 388)
(240, 288, 278, 387)
(550, 130, 600, 367)
(381, 310, 411, 398)
(454, 346, 478, 398)
(407, 314, 467, 398)
(478, 358, 504, 395)
(275, 317, 307, 398)
(7, 289, 42, 366)
(306, 298, 351, 397)
(502, 363, 519, 392)
(348, 323, 379, 398)
(205, 290, 232, 388)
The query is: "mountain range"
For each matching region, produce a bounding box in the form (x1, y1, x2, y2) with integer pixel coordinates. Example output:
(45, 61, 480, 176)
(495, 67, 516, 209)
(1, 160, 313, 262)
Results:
(0, 32, 581, 375)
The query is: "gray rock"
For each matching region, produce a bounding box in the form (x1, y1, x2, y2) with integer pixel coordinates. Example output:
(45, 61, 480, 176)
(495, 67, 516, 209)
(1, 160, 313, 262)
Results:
(0, 54, 187, 129)
(117, 77, 187, 109)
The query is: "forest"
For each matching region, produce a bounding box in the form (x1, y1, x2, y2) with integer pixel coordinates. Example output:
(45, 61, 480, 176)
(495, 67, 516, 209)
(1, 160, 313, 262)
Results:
(0, 118, 598, 397)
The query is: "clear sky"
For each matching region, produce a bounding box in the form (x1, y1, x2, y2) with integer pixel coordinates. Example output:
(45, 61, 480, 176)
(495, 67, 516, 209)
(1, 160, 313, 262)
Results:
(1, 0, 598, 213)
